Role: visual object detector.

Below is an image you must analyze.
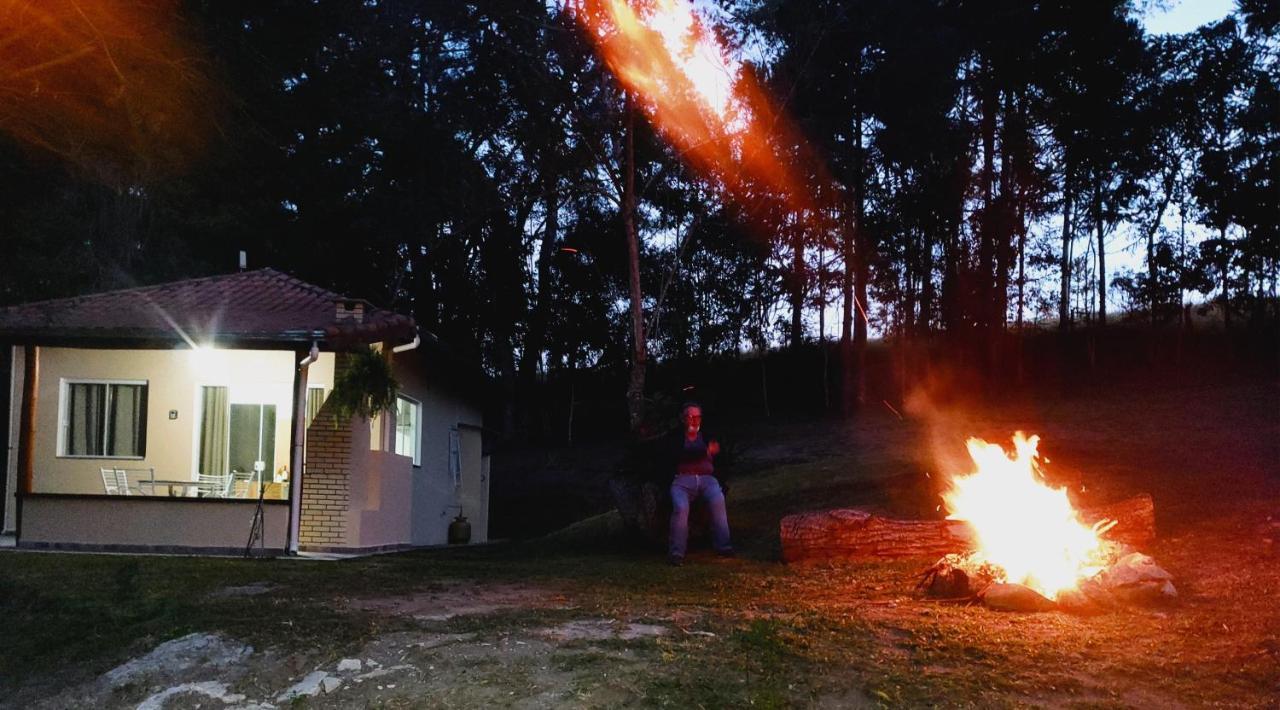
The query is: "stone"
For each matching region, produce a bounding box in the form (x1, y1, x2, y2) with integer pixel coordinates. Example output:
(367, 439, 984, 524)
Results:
(1055, 587, 1104, 615)
(321, 675, 343, 693)
(1096, 553, 1177, 605)
(1098, 553, 1173, 587)
(101, 633, 252, 688)
(135, 681, 245, 710)
(980, 583, 1057, 612)
(277, 670, 330, 700)
(337, 658, 362, 673)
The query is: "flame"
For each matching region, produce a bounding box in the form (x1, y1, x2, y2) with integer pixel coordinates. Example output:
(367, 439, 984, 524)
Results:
(571, 0, 815, 210)
(943, 434, 1107, 600)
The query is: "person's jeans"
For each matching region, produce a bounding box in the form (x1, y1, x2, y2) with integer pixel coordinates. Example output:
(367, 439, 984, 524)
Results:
(669, 474, 732, 558)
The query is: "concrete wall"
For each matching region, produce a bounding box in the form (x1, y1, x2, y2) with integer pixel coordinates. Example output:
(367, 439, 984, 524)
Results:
(18, 494, 289, 553)
(12, 346, 334, 496)
(391, 352, 488, 546)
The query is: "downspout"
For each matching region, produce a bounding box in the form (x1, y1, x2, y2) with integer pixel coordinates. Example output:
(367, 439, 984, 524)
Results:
(287, 342, 319, 554)
(391, 332, 421, 354)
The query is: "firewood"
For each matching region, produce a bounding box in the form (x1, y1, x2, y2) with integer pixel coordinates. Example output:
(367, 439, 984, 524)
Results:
(780, 493, 1156, 564)
(1077, 493, 1156, 549)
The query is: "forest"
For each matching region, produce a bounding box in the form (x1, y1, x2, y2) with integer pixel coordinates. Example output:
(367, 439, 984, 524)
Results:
(1, 0, 1276, 440)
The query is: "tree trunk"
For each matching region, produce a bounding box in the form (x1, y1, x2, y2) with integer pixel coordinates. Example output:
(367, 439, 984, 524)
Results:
(622, 96, 646, 433)
(780, 494, 1157, 563)
(789, 216, 805, 349)
(819, 244, 830, 410)
(978, 74, 997, 369)
(851, 112, 869, 410)
(519, 159, 560, 442)
(1145, 166, 1177, 324)
(1095, 180, 1107, 326)
(1059, 163, 1074, 331)
(1220, 227, 1231, 330)
(840, 202, 854, 417)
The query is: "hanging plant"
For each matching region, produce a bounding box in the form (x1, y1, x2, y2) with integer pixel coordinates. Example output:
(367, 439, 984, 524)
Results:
(329, 346, 400, 423)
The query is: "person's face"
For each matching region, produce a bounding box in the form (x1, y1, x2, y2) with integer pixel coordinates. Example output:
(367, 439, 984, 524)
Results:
(683, 407, 702, 432)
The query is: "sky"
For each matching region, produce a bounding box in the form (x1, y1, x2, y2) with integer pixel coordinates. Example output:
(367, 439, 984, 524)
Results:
(1141, 0, 1236, 35)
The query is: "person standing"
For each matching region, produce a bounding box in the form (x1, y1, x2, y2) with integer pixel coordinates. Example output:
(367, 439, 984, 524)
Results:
(668, 403, 733, 565)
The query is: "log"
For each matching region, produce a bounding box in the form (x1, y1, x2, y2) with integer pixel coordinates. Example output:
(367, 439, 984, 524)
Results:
(1078, 493, 1156, 549)
(780, 493, 1156, 564)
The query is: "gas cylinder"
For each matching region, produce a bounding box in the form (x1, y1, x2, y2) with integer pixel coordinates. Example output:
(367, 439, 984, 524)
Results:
(447, 511, 471, 545)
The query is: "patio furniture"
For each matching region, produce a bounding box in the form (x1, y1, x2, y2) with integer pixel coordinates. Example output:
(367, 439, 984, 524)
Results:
(148, 478, 197, 496)
(100, 467, 130, 495)
(195, 472, 234, 498)
(230, 469, 260, 498)
(122, 467, 156, 495)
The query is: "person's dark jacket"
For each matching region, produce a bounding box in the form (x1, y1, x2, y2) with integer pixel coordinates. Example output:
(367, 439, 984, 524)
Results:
(673, 430, 716, 477)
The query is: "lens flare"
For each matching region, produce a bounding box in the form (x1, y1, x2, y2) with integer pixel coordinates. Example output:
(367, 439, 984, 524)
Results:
(571, 0, 820, 212)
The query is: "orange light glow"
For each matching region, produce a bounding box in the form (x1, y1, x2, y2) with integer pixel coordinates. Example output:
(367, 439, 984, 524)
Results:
(572, 0, 816, 211)
(0, 0, 217, 181)
(943, 434, 1110, 600)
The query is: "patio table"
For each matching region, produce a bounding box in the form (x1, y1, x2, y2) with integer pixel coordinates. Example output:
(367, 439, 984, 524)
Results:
(145, 479, 198, 497)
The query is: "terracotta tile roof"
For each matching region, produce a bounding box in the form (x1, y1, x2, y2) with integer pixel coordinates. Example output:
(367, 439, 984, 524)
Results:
(0, 268, 416, 348)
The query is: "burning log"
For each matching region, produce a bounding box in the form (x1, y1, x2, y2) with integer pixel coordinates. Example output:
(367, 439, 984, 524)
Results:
(779, 493, 1155, 564)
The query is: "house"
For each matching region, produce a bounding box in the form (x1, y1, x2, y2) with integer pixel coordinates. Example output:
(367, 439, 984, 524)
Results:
(0, 268, 490, 555)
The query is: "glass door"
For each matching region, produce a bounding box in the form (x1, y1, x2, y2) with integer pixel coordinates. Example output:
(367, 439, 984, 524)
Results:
(229, 404, 276, 488)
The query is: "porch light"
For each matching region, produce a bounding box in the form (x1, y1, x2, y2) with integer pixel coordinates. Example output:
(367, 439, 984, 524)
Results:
(189, 344, 224, 373)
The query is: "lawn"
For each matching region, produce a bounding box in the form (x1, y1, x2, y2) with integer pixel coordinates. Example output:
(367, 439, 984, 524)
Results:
(2, 381, 1277, 708)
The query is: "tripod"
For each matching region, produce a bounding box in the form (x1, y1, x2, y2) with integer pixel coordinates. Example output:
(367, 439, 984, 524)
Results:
(244, 473, 268, 557)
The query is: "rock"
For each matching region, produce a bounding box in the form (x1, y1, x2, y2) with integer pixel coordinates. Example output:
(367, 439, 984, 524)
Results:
(277, 670, 331, 700)
(337, 658, 363, 673)
(1055, 587, 1104, 615)
(1098, 553, 1173, 587)
(135, 681, 245, 710)
(321, 675, 343, 693)
(980, 583, 1057, 612)
(1097, 553, 1177, 605)
(101, 633, 252, 689)
(1111, 580, 1178, 605)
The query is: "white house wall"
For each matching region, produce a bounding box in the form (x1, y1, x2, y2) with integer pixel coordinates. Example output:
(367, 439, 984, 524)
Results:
(19, 347, 334, 495)
(391, 353, 488, 546)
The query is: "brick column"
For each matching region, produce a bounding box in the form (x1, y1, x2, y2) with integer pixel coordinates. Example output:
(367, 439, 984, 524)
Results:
(299, 352, 352, 548)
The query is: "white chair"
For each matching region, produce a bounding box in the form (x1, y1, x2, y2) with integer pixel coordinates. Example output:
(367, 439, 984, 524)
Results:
(101, 467, 126, 495)
(195, 472, 233, 498)
(230, 470, 260, 498)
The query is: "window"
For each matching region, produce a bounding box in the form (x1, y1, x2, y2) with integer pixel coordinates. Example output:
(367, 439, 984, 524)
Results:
(395, 395, 421, 466)
(448, 427, 461, 488)
(60, 380, 148, 458)
(305, 386, 326, 429)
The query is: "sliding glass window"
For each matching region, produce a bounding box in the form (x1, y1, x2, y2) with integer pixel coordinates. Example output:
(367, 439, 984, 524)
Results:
(60, 380, 148, 457)
(395, 395, 421, 466)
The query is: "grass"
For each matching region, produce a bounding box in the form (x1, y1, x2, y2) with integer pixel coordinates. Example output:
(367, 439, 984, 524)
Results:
(2, 381, 1278, 707)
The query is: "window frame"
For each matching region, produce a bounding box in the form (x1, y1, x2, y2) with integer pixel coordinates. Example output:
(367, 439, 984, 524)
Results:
(304, 385, 327, 429)
(394, 394, 422, 467)
(57, 378, 150, 459)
